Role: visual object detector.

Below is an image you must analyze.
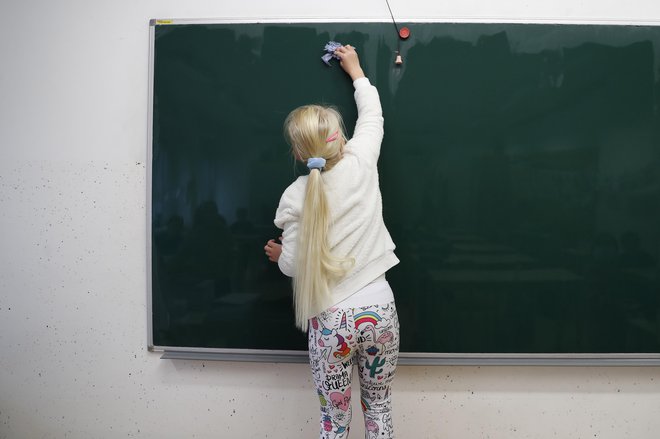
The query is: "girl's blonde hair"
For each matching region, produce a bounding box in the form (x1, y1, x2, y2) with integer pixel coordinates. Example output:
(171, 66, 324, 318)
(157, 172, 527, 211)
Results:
(284, 105, 353, 331)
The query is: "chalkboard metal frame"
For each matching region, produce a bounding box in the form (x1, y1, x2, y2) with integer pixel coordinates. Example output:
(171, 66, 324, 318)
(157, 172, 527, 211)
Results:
(153, 347, 660, 366)
(147, 18, 660, 365)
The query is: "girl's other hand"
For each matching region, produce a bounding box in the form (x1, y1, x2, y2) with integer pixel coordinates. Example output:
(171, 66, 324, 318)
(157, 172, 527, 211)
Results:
(264, 237, 283, 262)
(335, 45, 365, 81)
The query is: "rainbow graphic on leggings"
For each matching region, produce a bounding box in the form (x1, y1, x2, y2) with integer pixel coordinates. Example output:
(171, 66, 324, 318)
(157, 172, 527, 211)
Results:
(361, 397, 370, 412)
(354, 311, 382, 329)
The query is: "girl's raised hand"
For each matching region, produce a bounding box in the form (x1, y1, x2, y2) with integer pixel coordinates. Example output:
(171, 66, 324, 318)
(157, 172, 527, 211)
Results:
(334, 45, 365, 81)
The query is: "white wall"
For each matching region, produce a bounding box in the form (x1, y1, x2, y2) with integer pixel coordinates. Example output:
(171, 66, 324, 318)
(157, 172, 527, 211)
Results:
(1, 1, 660, 438)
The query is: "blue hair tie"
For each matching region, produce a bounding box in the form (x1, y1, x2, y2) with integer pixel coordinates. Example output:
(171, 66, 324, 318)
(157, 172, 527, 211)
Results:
(307, 157, 326, 171)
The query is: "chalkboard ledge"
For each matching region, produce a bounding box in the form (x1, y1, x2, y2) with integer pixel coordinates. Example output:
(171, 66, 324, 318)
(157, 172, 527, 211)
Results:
(154, 348, 660, 366)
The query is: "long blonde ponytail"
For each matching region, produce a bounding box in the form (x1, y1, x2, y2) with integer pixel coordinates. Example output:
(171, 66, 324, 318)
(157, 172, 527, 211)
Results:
(284, 105, 353, 331)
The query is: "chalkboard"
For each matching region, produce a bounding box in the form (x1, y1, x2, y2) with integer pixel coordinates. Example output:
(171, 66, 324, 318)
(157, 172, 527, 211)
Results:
(148, 21, 660, 363)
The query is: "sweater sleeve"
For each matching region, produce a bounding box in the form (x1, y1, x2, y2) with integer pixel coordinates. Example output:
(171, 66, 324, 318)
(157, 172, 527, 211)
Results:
(346, 77, 384, 165)
(273, 188, 300, 278)
(276, 218, 297, 277)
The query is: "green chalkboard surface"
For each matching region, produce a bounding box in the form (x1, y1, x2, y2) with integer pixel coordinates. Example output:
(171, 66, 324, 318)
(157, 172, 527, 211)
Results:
(149, 22, 660, 358)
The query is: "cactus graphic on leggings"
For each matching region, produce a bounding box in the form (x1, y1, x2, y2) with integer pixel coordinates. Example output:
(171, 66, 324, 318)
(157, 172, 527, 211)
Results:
(365, 355, 386, 378)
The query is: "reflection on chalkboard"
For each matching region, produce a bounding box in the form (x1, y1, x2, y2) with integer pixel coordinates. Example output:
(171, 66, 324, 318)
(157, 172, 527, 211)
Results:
(151, 23, 660, 354)
(152, 200, 302, 349)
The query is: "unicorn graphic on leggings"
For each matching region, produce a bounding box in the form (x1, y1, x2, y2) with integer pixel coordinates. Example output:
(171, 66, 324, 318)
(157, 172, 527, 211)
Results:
(317, 312, 351, 364)
(365, 419, 380, 438)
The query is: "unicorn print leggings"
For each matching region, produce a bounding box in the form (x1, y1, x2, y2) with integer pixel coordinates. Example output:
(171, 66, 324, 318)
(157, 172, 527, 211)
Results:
(308, 301, 399, 439)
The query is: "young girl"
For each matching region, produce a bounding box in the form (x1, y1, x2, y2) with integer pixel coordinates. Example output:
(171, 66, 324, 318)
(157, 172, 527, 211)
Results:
(264, 45, 400, 439)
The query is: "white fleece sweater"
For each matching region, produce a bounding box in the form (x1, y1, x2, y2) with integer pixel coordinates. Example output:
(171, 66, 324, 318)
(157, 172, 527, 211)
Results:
(274, 77, 399, 317)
